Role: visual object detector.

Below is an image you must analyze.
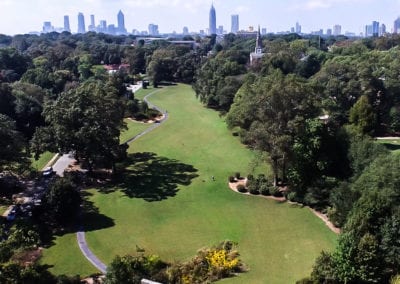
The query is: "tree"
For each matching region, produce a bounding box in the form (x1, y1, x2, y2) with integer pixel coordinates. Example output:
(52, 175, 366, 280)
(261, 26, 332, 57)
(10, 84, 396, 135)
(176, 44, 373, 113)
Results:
(42, 178, 81, 225)
(0, 114, 28, 172)
(31, 80, 126, 172)
(349, 95, 376, 136)
(227, 71, 320, 185)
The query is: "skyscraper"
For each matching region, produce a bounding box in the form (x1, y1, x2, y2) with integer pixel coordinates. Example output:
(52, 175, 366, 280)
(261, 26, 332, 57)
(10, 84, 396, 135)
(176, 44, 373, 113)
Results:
(333, 24, 341, 36)
(295, 22, 302, 34)
(372, 21, 379, 37)
(117, 10, 127, 34)
(77, 12, 86, 33)
(89, 14, 95, 32)
(209, 4, 216, 35)
(148, 24, 159, 35)
(231, 14, 239, 33)
(394, 17, 400, 34)
(63, 15, 70, 32)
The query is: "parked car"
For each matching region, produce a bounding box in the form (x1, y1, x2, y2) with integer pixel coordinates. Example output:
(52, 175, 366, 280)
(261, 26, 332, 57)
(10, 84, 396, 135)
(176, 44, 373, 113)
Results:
(42, 166, 54, 177)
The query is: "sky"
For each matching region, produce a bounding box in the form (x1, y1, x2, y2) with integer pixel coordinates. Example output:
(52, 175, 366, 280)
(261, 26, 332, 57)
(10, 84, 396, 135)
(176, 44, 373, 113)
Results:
(1, 0, 400, 35)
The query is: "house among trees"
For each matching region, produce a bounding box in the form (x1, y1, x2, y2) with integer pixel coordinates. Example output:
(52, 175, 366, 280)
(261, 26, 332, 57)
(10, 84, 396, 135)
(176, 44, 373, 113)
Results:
(103, 63, 130, 74)
(250, 26, 265, 65)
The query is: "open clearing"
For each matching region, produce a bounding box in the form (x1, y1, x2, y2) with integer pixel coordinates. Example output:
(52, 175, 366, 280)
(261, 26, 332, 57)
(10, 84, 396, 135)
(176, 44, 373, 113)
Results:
(42, 84, 337, 283)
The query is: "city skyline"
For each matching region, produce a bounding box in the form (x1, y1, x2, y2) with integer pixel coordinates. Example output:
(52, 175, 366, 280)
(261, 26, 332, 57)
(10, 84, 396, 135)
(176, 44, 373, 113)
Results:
(1, 0, 400, 35)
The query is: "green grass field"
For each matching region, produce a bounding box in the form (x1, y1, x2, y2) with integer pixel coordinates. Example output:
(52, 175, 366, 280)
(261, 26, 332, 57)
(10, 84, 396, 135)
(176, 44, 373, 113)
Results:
(376, 138, 400, 153)
(42, 84, 337, 282)
(120, 118, 152, 144)
(31, 151, 56, 171)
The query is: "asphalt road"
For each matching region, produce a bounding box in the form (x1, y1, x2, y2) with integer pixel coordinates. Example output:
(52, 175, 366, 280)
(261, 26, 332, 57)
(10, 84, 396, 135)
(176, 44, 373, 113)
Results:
(52, 153, 74, 177)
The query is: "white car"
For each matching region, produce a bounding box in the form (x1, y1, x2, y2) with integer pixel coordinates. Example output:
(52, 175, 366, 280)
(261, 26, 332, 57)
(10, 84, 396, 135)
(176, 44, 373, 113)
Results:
(42, 166, 54, 177)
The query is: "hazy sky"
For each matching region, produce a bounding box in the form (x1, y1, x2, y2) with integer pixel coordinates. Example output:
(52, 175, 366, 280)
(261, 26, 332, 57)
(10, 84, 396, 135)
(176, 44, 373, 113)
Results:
(1, 0, 400, 35)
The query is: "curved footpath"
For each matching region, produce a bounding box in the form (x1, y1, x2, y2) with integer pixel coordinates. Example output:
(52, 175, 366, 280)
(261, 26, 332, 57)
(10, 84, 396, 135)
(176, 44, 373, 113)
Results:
(76, 89, 167, 274)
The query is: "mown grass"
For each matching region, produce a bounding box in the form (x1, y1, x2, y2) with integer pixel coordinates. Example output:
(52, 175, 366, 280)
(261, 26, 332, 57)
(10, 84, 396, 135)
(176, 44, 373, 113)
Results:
(40, 233, 98, 277)
(42, 84, 337, 283)
(31, 151, 55, 171)
(120, 118, 152, 144)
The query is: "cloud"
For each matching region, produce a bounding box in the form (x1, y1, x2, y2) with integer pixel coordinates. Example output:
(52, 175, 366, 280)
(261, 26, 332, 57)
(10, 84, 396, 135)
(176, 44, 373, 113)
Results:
(235, 5, 250, 13)
(292, 0, 370, 11)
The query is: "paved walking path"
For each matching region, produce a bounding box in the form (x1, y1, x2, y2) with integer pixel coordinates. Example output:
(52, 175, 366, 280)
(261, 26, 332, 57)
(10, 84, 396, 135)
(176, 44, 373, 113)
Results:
(76, 88, 167, 273)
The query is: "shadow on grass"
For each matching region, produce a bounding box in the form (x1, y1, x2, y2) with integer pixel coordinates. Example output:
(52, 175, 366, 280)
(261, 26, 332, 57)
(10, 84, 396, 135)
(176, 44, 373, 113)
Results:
(81, 190, 115, 232)
(105, 152, 198, 202)
(382, 142, 400, 152)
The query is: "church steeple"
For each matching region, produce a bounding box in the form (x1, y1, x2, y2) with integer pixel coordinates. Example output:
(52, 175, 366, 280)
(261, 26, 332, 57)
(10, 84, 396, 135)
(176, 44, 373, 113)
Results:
(255, 25, 262, 54)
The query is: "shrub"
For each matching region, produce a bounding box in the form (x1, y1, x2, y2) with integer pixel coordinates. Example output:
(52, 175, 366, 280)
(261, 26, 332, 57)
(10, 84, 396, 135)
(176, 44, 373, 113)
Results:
(247, 181, 259, 195)
(228, 176, 235, 183)
(259, 183, 270, 195)
(269, 186, 282, 197)
(247, 174, 254, 181)
(237, 184, 247, 193)
(249, 188, 259, 195)
(287, 192, 297, 202)
(235, 172, 241, 179)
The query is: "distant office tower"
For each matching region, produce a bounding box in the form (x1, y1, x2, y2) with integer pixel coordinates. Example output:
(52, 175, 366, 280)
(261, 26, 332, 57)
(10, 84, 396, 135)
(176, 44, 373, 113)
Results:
(64, 15, 70, 32)
(99, 20, 107, 33)
(148, 24, 159, 35)
(209, 4, 216, 35)
(394, 17, 400, 34)
(43, 21, 53, 33)
(231, 14, 239, 33)
(295, 21, 301, 34)
(372, 21, 379, 37)
(261, 28, 267, 35)
(380, 24, 386, 36)
(88, 15, 95, 32)
(326, 28, 332, 36)
(183, 26, 189, 35)
(333, 24, 341, 36)
(217, 25, 223, 35)
(117, 10, 127, 34)
(108, 24, 116, 35)
(78, 12, 86, 33)
(365, 25, 373, 37)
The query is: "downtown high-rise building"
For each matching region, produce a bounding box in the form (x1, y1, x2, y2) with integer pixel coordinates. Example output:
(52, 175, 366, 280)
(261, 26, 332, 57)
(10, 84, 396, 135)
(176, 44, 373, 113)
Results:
(77, 12, 86, 33)
(231, 14, 239, 33)
(333, 24, 341, 36)
(372, 21, 379, 37)
(209, 4, 216, 35)
(394, 17, 400, 34)
(117, 10, 127, 34)
(89, 14, 96, 32)
(63, 15, 70, 32)
(148, 23, 159, 35)
(295, 21, 302, 34)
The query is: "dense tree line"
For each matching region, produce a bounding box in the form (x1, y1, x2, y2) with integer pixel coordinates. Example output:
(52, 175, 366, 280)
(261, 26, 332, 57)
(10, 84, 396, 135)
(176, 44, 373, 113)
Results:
(193, 33, 400, 283)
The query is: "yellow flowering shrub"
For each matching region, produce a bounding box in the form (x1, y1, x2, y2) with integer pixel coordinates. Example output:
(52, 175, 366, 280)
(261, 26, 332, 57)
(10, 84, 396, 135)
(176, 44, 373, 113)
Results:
(206, 249, 239, 270)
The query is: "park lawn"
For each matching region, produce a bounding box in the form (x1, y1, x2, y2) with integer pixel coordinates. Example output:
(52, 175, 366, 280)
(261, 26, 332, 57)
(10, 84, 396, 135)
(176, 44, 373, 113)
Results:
(120, 118, 152, 144)
(31, 151, 55, 171)
(376, 138, 400, 153)
(42, 84, 337, 283)
(40, 233, 98, 277)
